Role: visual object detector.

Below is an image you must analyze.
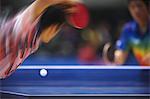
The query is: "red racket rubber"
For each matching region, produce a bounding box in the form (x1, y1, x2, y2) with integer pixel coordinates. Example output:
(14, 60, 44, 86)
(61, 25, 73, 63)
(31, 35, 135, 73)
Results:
(67, 3, 90, 29)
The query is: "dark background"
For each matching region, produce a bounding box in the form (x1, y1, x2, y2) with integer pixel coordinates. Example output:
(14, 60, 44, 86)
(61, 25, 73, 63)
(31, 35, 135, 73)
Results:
(0, 0, 132, 65)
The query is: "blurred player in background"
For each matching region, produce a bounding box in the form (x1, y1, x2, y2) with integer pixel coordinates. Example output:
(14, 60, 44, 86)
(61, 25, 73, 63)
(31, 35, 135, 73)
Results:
(103, 0, 150, 66)
(0, 0, 80, 78)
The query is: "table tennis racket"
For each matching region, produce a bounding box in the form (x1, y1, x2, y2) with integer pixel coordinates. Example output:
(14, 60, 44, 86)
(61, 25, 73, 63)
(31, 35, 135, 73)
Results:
(67, 3, 90, 29)
(103, 43, 116, 62)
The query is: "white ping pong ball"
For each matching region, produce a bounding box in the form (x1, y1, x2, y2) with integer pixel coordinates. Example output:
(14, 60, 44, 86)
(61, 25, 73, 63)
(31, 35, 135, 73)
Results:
(40, 69, 48, 77)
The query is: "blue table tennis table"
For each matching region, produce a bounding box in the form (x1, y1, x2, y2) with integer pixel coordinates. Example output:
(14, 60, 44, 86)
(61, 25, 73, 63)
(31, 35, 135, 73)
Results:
(0, 65, 150, 97)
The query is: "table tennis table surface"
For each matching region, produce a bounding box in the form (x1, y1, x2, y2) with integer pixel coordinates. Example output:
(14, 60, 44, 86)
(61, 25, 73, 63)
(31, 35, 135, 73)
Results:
(0, 65, 150, 97)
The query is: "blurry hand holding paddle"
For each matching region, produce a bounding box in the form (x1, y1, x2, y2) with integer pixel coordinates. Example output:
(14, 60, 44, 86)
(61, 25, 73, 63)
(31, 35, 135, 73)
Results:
(0, 0, 89, 78)
(39, 0, 90, 29)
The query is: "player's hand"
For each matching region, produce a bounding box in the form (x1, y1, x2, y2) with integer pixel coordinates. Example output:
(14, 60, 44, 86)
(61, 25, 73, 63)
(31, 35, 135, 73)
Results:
(142, 53, 150, 65)
(36, 0, 79, 14)
(102, 43, 128, 65)
(27, 0, 79, 23)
